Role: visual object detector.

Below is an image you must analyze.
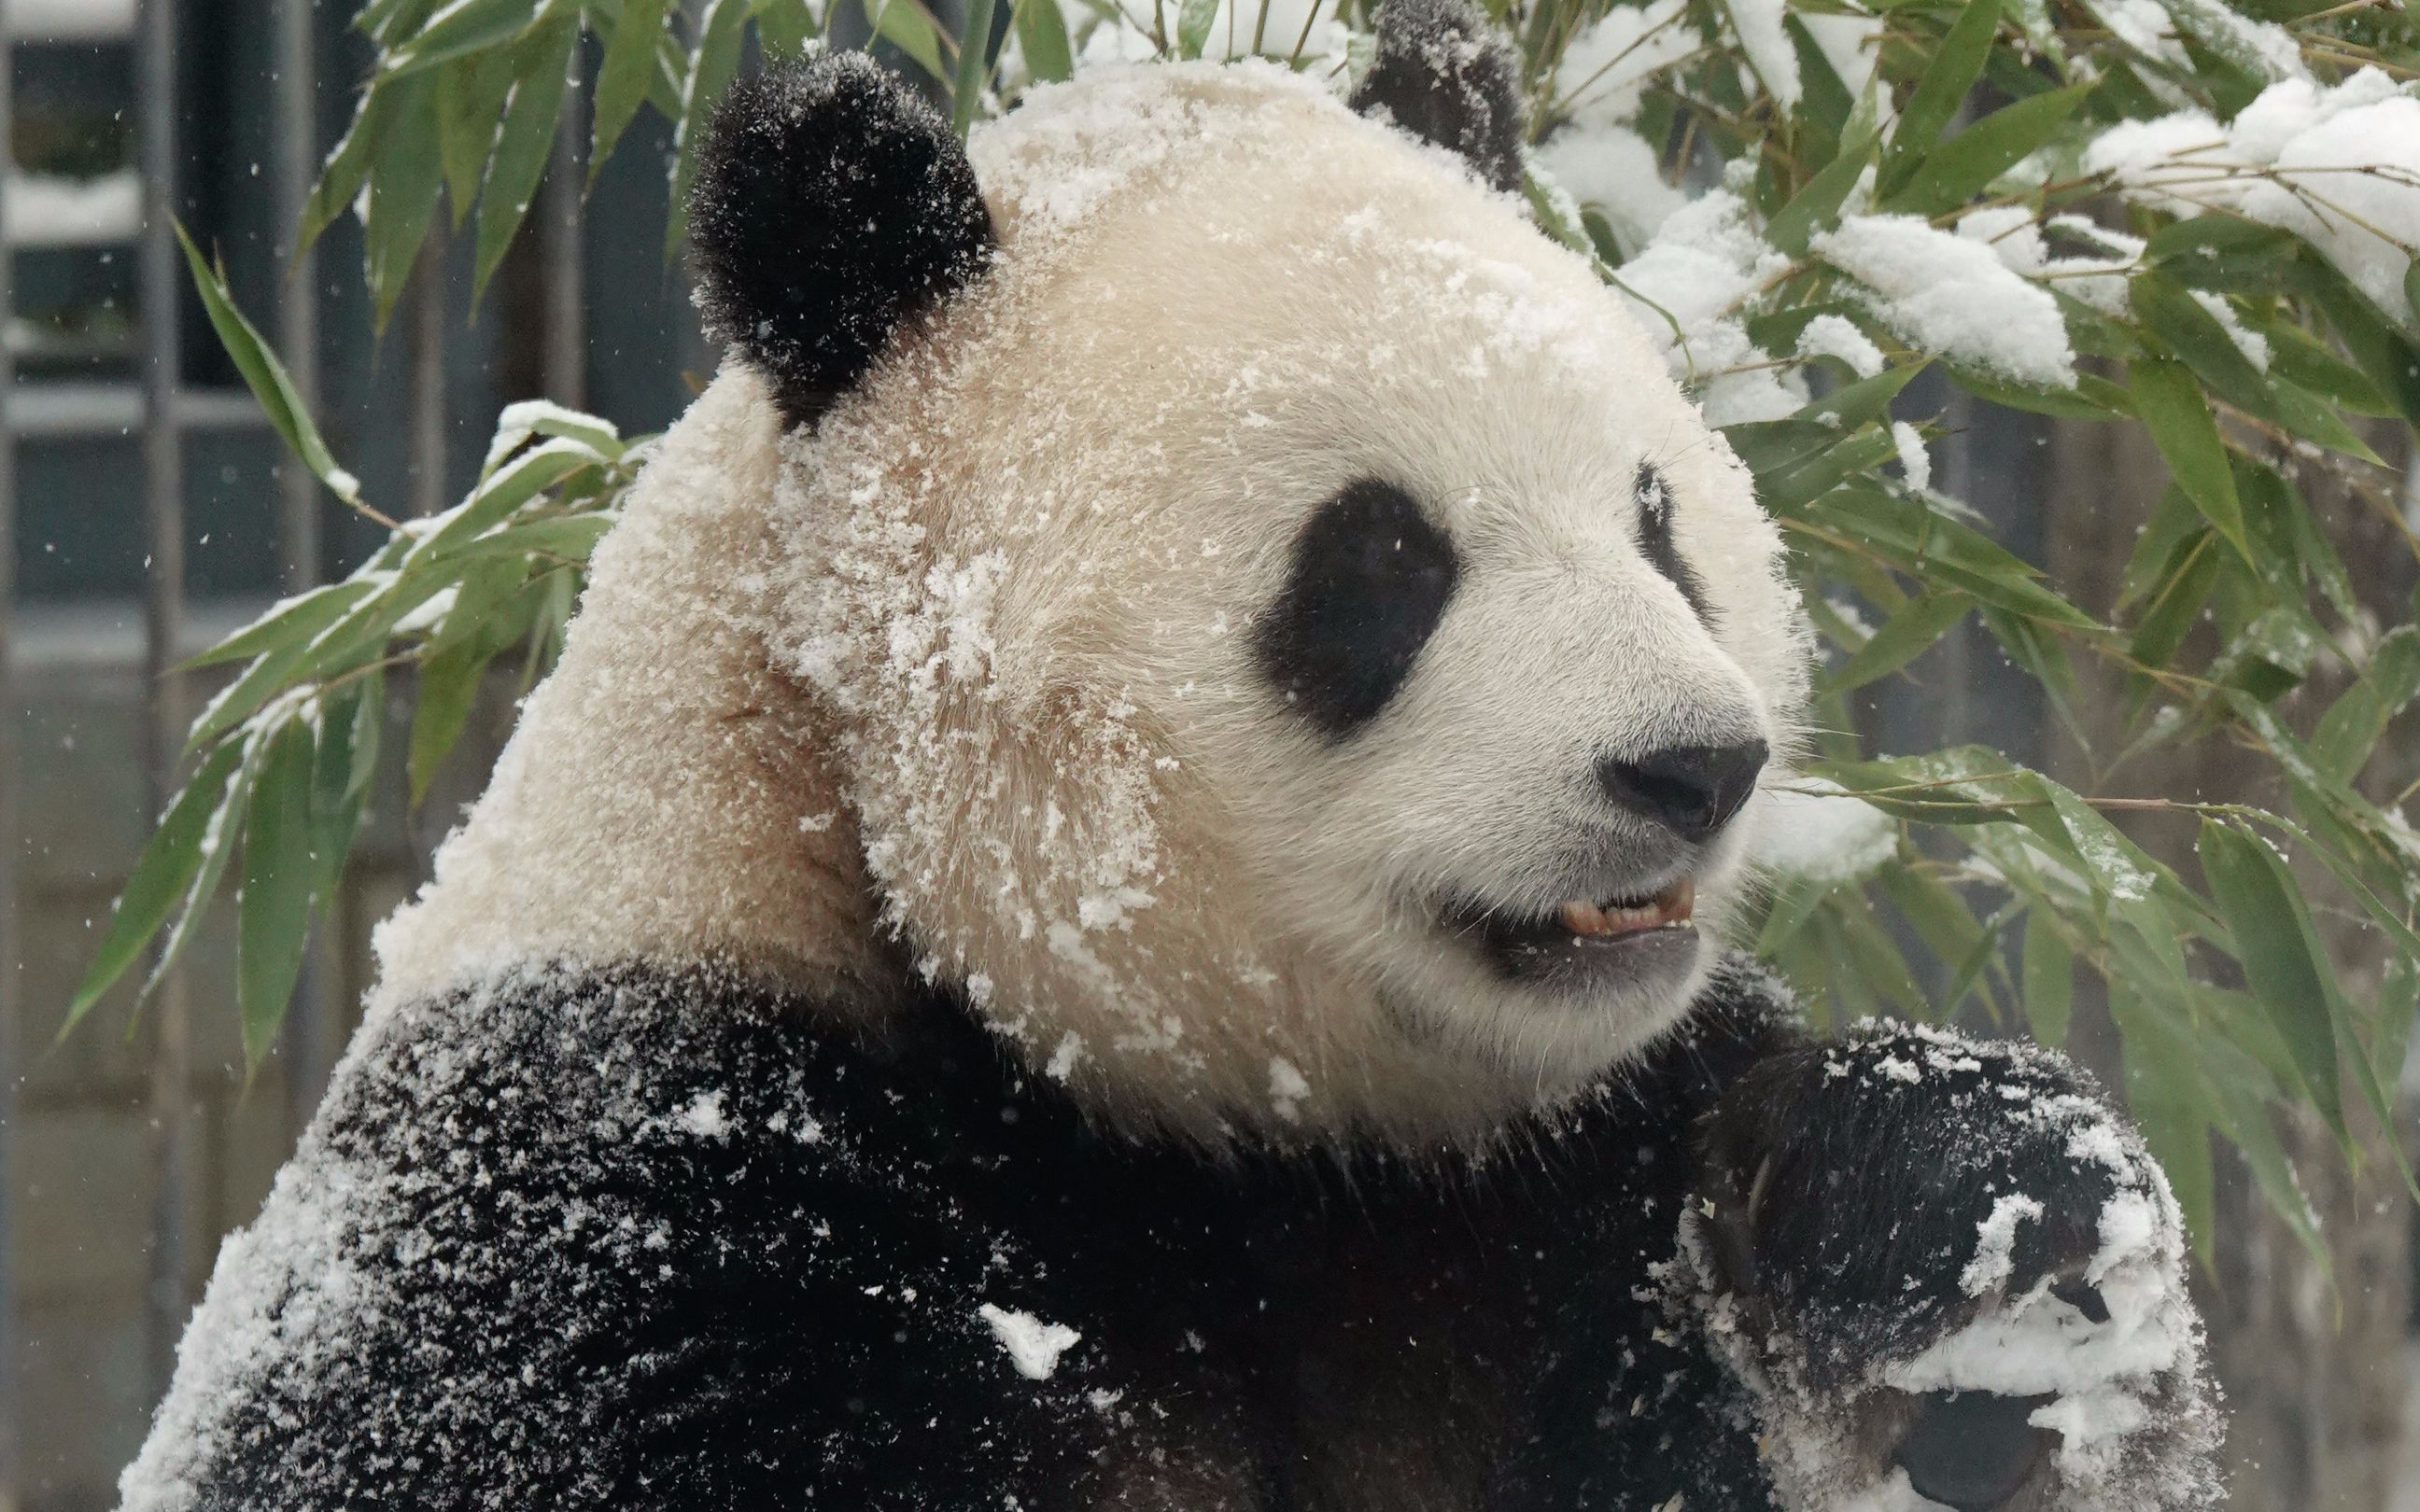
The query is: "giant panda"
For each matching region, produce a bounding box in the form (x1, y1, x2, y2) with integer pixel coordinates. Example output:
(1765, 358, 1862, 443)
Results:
(120, 6, 2223, 1509)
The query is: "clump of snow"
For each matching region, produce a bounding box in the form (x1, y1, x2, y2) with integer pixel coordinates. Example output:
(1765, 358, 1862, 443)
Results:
(1961, 1194, 2047, 1296)
(1268, 1057, 1312, 1122)
(1812, 213, 2079, 388)
(2159, 0, 2307, 82)
(2191, 291, 2270, 371)
(2086, 69, 2420, 322)
(1724, 0, 1800, 107)
(1795, 313, 1886, 378)
(1613, 186, 1807, 422)
(1890, 421, 1932, 492)
(1534, 123, 1686, 254)
(1754, 780, 1896, 881)
(1552, 0, 1697, 127)
(978, 1303, 1083, 1379)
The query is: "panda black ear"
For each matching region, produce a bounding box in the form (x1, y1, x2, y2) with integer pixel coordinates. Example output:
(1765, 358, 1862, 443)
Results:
(689, 53, 996, 428)
(1349, 0, 1527, 195)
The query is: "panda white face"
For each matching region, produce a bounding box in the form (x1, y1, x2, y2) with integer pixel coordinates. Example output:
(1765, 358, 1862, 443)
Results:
(767, 63, 1809, 1142)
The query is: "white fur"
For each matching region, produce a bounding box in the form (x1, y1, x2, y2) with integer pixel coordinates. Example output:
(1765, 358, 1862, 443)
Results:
(378, 62, 1811, 1148)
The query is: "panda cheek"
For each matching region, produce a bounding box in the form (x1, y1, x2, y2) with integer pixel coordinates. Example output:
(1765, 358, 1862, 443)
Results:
(1249, 480, 1459, 737)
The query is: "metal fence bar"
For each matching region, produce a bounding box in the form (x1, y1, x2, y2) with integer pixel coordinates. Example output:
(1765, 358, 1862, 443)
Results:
(545, 79, 587, 410)
(275, 0, 335, 1136)
(136, 0, 195, 1397)
(0, 5, 22, 1505)
(409, 237, 446, 523)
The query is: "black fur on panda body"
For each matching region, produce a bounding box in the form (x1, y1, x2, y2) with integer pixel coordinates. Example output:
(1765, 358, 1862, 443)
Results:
(139, 953, 2143, 1511)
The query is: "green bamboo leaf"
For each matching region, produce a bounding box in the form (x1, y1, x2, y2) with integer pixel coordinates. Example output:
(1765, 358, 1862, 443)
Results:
(1820, 591, 1973, 693)
(2311, 275, 2420, 427)
(176, 224, 364, 508)
(474, 18, 580, 298)
(593, 0, 673, 179)
(412, 441, 597, 561)
(435, 49, 516, 222)
(1175, 0, 1215, 56)
(144, 730, 275, 1005)
(302, 83, 400, 255)
(2312, 625, 2420, 782)
(1878, 0, 2001, 198)
(2262, 322, 2393, 417)
(180, 581, 382, 671)
(238, 720, 320, 1069)
(2129, 355, 2247, 565)
(864, 0, 950, 83)
(2196, 819, 2347, 1144)
(1766, 113, 1878, 255)
(1014, 0, 1076, 82)
(306, 679, 377, 909)
(954, 0, 1003, 131)
(2108, 986, 2215, 1268)
(2131, 273, 2272, 418)
(365, 69, 445, 329)
(407, 560, 531, 802)
(754, 0, 820, 56)
(1881, 82, 2089, 217)
(385, 0, 554, 77)
(59, 740, 247, 1037)
(664, 0, 753, 260)
(2020, 908, 2072, 1046)
(2206, 1066, 2331, 1277)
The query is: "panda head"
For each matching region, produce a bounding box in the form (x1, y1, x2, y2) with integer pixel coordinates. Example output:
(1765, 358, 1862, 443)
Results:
(691, 7, 1810, 1144)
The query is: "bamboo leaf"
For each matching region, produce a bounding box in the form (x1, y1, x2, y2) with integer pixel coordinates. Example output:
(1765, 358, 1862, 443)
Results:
(384, 0, 553, 76)
(1014, 0, 1076, 81)
(2021, 908, 2072, 1046)
(1881, 82, 2089, 217)
(954, 0, 1003, 131)
(593, 0, 673, 178)
(60, 741, 247, 1036)
(2196, 819, 2347, 1145)
(1878, 0, 2001, 198)
(238, 720, 320, 1069)
(663, 0, 752, 260)
(2129, 355, 2247, 565)
(436, 49, 517, 222)
(1820, 590, 1972, 693)
(365, 70, 445, 329)
(473, 17, 580, 298)
(176, 224, 364, 508)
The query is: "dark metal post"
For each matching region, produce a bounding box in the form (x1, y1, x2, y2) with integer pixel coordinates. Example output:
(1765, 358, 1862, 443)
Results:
(0, 7, 22, 1505)
(408, 236, 446, 523)
(274, 0, 337, 1135)
(137, 0, 194, 1395)
(544, 72, 587, 410)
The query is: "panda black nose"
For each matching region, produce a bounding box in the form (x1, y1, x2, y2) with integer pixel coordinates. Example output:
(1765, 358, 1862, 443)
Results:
(1597, 739, 1767, 842)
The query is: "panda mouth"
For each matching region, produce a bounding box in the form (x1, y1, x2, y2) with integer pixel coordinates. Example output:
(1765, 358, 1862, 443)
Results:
(1442, 876, 1698, 985)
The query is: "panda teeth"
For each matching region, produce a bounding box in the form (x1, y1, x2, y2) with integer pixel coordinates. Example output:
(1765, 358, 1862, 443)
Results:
(1558, 877, 1695, 940)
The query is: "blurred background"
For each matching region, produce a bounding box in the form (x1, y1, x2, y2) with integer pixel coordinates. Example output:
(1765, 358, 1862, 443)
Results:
(0, 2, 2414, 1509)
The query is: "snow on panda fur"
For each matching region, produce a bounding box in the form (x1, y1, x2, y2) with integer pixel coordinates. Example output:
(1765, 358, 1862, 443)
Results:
(120, 9, 2221, 1511)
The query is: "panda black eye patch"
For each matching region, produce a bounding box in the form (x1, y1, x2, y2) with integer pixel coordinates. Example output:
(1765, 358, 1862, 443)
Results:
(1253, 479, 1459, 736)
(1634, 464, 1710, 621)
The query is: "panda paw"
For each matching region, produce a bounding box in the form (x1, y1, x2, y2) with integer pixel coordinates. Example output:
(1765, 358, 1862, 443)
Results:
(1678, 1021, 2222, 1512)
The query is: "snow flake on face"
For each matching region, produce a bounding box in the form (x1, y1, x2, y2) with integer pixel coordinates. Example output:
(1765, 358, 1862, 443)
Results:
(1267, 1057, 1312, 1122)
(1961, 1193, 2046, 1297)
(977, 1303, 1083, 1380)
